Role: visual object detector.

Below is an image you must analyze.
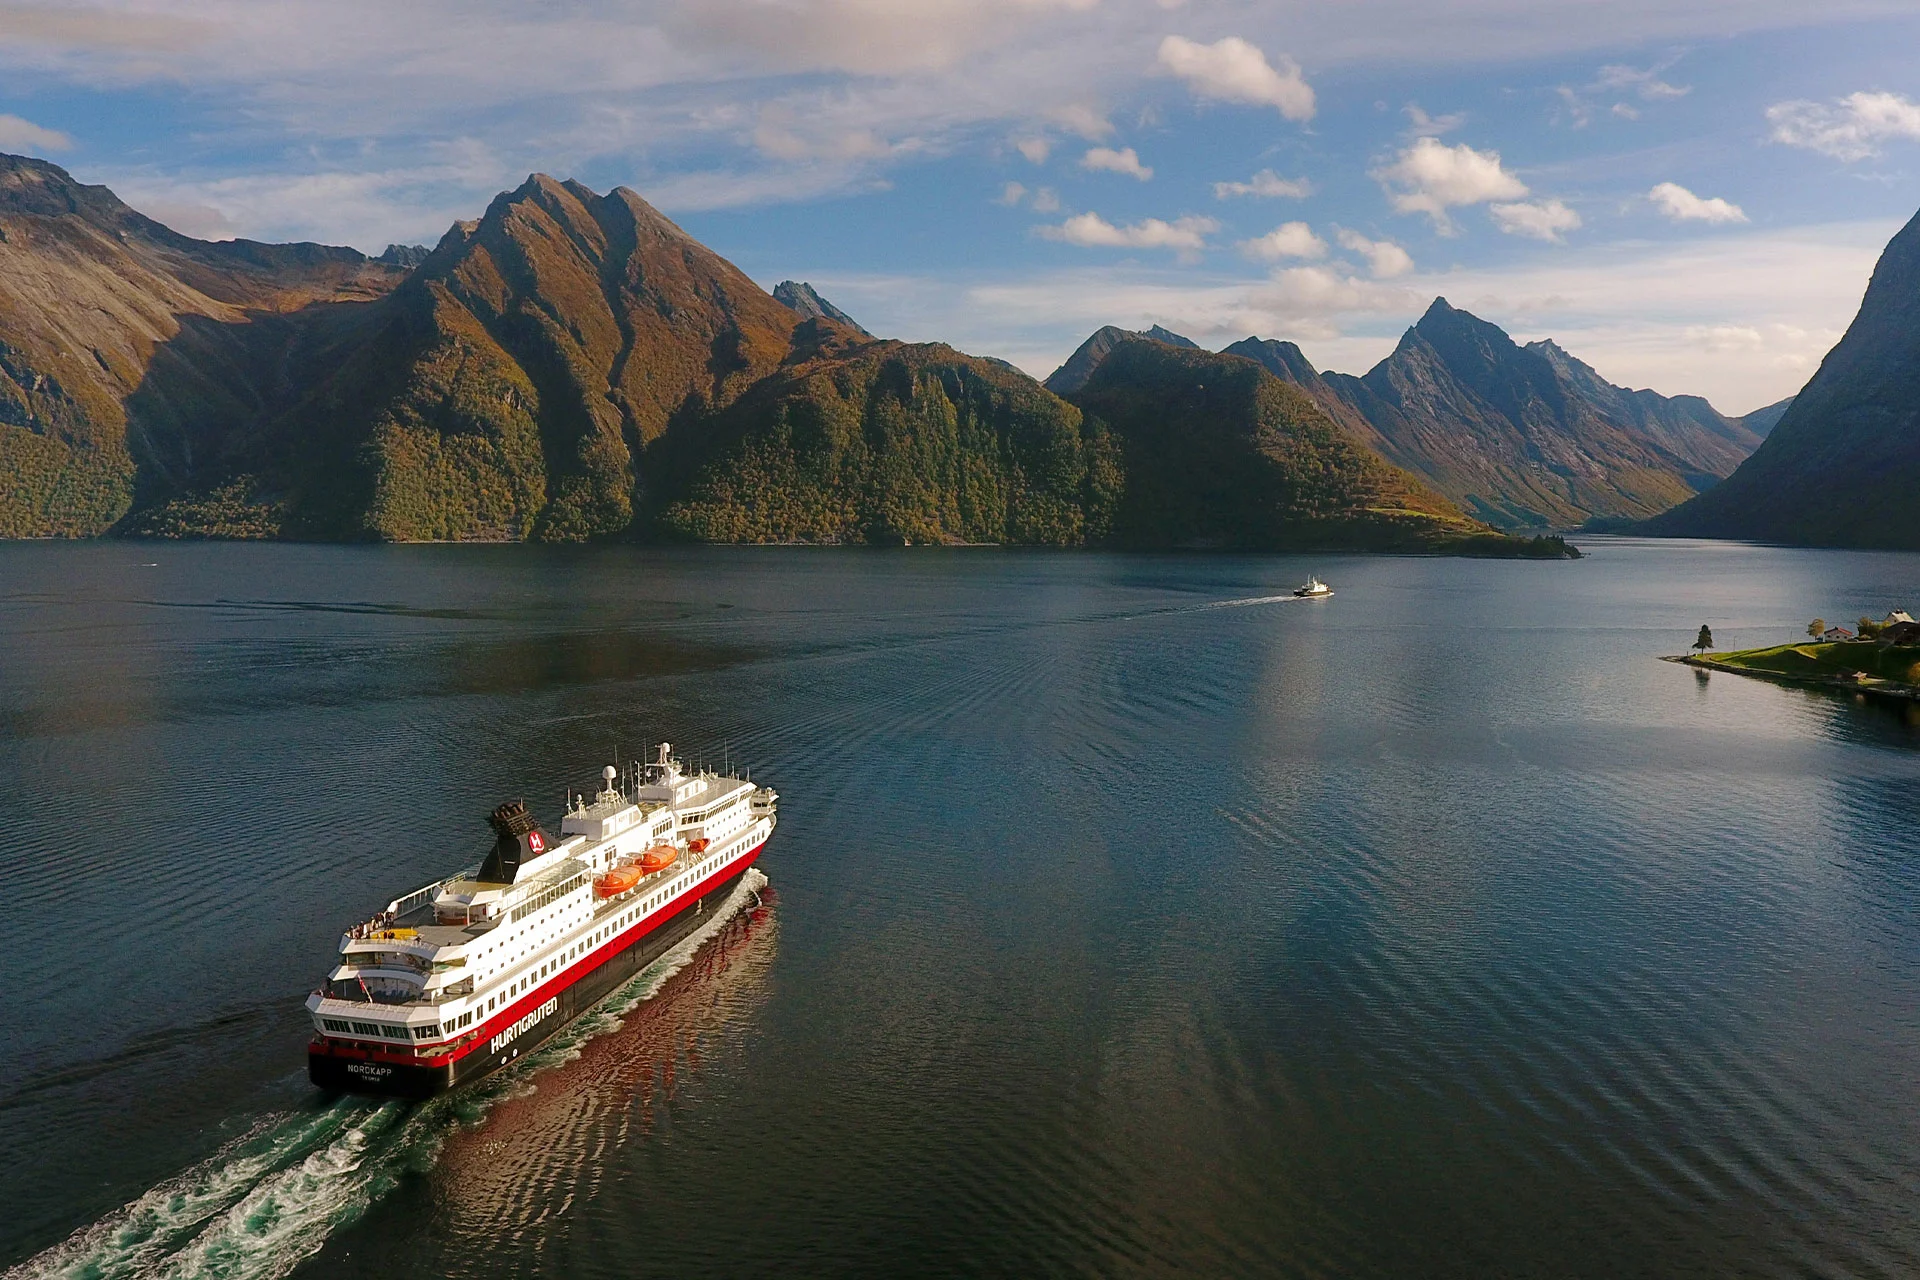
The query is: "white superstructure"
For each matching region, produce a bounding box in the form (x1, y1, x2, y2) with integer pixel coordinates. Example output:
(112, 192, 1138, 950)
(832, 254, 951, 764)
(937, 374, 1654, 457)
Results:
(305, 743, 777, 1059)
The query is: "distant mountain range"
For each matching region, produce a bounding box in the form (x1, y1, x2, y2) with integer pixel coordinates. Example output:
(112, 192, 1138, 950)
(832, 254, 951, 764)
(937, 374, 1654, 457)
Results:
(1645, 208, 1920, 549)
(0, 153, 1566, 552)
(28, 148, 1905, 550)
(1048, 299, 1768, 531)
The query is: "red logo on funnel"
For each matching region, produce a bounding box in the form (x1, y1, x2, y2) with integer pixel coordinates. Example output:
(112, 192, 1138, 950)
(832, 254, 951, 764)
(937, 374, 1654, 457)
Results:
(528, 831, 545, 853)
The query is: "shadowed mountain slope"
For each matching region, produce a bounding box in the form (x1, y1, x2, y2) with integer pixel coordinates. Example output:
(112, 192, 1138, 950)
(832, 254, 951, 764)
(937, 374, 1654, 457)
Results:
(651, 326, 1120, 545)
(126, 174, 808, 540)
(0, 153, 406, 536)
(1063, 339, 1545, 551)
(1647, 208, 1920, 548)
(1740, 396, 1794, 438)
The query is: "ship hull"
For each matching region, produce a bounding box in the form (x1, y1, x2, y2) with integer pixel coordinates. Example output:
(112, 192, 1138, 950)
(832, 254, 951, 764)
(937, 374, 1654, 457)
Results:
(309, 858, 758, 1099)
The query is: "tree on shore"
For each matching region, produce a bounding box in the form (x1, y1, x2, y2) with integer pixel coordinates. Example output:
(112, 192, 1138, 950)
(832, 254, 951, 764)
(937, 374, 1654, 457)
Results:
(1808, 618, 1826, 639)
(1693, 625, 1714, 655)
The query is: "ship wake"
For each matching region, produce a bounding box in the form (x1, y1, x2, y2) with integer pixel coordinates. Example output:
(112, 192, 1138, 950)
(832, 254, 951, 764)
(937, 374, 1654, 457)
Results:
(6, 868, 769, 1280)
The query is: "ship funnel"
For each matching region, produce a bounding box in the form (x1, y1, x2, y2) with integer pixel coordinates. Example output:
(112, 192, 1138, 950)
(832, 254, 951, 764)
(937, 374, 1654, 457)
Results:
(479, 799, 546, 884)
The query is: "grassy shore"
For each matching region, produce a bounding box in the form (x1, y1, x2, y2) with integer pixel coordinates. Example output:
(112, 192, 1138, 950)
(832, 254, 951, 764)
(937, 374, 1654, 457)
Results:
(1673, 640, 1920, 701)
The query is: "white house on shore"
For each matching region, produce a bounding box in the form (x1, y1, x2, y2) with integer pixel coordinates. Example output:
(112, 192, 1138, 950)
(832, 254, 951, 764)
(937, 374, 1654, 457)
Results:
(1822, 625, 1857, 642)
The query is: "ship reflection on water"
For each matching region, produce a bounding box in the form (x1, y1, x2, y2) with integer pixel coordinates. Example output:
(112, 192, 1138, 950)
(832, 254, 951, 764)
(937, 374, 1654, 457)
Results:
(308, 883, 779, 1273)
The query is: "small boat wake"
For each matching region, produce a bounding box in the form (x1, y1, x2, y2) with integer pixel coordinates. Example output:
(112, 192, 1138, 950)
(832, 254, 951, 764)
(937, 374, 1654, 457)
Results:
(1201, 594, 1312, 610)
(6, 868, 770, 1280)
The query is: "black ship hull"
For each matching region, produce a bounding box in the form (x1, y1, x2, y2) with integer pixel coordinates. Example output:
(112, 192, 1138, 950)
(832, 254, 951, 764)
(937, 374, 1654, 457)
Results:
(309, 864, 754, 1099)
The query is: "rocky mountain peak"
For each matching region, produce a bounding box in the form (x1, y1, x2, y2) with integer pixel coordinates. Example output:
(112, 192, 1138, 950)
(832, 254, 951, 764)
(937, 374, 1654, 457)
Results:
(1144, 324, 1199, 348)
(1043, 323, 1201, 393)
(772, 281, 872, 336)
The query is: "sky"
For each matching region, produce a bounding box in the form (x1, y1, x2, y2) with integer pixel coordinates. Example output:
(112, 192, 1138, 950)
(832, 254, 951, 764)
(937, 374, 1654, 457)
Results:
(3, 1, 1919, 414)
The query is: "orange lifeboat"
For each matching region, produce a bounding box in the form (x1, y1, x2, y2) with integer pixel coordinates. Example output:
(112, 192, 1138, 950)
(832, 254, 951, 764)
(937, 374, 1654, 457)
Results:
(688, 837, 710, 854)
(594, 864, 642, 898)
(639, 844, 678, 873)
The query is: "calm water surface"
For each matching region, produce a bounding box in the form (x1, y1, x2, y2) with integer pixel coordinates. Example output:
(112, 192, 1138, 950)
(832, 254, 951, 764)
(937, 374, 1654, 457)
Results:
(1, 538, 1917, 1278)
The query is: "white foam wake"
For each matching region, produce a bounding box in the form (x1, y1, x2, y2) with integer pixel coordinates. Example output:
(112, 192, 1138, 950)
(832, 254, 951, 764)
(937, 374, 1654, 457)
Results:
(1202, 593, 1308, 609)
(8, 867, 770, 1280)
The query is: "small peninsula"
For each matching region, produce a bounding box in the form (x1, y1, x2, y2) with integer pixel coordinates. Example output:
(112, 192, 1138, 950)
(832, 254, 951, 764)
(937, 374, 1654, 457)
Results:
(1672, 611, 1920, 704)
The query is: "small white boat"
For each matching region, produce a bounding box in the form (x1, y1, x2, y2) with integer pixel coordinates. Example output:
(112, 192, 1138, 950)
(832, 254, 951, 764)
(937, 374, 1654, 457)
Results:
(1293, 576, 1333, 599)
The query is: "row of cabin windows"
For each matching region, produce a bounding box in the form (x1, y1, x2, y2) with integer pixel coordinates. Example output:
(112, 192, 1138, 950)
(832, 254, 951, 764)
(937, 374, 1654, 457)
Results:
(423, 836, 749, 1033)
(323, 1008, 475, 1042)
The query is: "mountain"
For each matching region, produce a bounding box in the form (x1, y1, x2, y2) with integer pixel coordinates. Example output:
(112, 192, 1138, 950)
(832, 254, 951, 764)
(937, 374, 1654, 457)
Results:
(1647, 210, 1920, 548)
(0, 158, 1568, 554)
(129, 173, 809, 540)
(1142, 325, 1198, 349)
(1062, 338, 1553, 552)
(1739, 396, 1794, 438)
(771, 280, 871, 336)
(1234, 300, 1760, 531)
(0, 153, 407, 536)
(376, 244, 432, 269)
(1042, 324, 1198, 395)
(652, 328, 1120, 545)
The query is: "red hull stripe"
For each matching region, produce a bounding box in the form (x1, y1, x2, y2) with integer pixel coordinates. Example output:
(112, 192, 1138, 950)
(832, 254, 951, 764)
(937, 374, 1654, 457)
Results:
(312, 839, 766, 1069)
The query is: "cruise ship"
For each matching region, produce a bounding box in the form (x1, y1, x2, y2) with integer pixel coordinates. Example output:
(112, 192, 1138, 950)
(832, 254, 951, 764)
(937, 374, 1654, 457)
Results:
(306, 743, 776, 1098)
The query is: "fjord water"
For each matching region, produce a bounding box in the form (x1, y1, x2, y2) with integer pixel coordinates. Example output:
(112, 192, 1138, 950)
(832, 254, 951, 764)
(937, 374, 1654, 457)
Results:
(2, 539, 1917, 1279)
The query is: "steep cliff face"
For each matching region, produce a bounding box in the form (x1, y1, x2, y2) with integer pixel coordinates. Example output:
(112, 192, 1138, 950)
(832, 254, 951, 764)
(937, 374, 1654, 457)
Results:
(1065, 339, 1483, 550)
(0, 153, 404, 536)
(1648, 208, 1920, 548)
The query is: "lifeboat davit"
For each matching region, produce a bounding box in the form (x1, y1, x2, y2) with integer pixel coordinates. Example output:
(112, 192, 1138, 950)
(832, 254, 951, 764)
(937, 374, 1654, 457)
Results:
(639, 844, 678, 873)
(688, 837, 710, 853)
(594, 864, 642, 898)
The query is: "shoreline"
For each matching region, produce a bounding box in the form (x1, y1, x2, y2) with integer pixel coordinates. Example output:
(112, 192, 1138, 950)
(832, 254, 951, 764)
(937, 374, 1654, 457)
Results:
(1665, 651, 1920, 703)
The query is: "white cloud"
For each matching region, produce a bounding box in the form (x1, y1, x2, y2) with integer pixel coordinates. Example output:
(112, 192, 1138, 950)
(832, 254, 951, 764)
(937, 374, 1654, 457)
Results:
(1404, 103, 1464, 137)
(109, 155, 503, 249)
(1047, 103, 1114, 140)
(1373, 137, 1528, 230)
(1336, 228, 1414, 278)
(995, 180, 1060, 211)
(1239, 221, 1326, 261)
(1596, 62, 1689, 101)
(0, 113, 72, 152)
(1037, 210, 1219, 255)
(926, 219, 1890, 414)
(1648, 182, 1747, 225)
(1081, 145, 1152, 180)
(1014, 136, 1050, 164)
(0, 111, 68, 154)
(1156, 35, 1314, 120)
(665, 0, 1105, 77)
(1490, 198, 1581, 241)
(1767, 90, 1920, 161)
(1555, 85, 1593, 130)
(5, 0, 1913, 247)
(1212, 168, 1312, 199)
